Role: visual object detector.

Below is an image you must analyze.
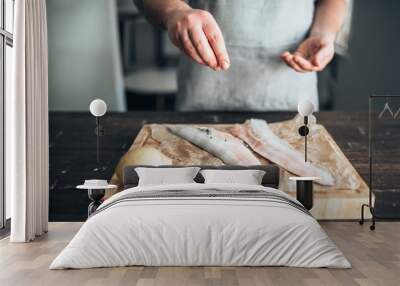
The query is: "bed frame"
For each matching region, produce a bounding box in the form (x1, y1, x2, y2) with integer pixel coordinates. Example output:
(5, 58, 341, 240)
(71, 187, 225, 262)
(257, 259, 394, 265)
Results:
(123, 165, 280, 189)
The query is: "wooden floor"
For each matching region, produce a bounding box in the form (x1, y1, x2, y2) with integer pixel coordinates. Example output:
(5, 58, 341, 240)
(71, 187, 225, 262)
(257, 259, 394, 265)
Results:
(0, 222, 399, 286)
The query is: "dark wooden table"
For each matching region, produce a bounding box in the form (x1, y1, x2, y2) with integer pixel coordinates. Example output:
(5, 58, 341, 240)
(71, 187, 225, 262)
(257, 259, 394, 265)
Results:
(49, 111, 400, 221)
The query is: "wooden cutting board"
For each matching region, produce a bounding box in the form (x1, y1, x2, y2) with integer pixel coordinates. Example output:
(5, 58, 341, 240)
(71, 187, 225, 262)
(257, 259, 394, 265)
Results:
(110, 117, 370, 219)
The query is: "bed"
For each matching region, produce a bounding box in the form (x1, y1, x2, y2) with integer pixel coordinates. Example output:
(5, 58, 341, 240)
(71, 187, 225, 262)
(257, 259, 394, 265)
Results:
(50, 165, 350, 269)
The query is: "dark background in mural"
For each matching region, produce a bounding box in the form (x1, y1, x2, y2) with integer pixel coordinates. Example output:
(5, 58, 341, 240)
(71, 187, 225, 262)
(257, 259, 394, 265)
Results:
(370, 97, 400, 219)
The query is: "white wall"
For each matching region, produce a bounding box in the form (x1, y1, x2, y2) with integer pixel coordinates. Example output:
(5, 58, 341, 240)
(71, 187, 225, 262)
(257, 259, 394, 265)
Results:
(47, 0, 126, 111)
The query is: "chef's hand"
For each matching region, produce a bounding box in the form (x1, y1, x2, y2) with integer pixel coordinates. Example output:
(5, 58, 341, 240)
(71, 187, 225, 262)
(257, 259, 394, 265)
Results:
(165, 7, 230, 71)
(280, 35, 335, 73)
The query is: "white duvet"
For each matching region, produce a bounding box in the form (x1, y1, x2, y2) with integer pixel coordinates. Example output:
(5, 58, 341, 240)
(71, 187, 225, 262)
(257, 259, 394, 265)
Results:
(50, 183, 350, 269)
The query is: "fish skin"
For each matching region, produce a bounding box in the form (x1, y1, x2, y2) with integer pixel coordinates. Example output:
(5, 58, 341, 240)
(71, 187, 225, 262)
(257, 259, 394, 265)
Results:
(168, 125, 260, 166)
(230, 119, 335, 186)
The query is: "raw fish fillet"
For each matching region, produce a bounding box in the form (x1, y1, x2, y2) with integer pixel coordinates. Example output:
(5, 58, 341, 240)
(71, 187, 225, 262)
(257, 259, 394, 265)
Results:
(230, 119, 335, 186)
(168, 125, 260, 165)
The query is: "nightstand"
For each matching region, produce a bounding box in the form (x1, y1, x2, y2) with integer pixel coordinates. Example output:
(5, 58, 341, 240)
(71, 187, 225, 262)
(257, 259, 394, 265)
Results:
(77, 180, 117, 217)
(289, 177, 319, 210)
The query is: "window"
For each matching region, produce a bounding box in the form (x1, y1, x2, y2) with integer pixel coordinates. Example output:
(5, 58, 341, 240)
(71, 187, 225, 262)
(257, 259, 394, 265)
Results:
(1, 0, 14, 229)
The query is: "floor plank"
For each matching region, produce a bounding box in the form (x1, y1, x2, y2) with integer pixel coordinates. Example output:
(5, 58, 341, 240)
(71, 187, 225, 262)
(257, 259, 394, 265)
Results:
(0, 222, 399, 286)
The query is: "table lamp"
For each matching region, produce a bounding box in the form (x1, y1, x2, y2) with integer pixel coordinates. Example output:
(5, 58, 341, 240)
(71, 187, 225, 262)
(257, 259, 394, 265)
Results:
(290, 100, 317, 210)
(297, 100, 315, 162)
(89, 99, 107, 164)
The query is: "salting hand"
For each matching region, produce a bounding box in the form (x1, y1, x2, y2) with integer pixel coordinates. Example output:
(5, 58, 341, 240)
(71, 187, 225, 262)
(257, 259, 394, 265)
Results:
(165, 7, 230, 71)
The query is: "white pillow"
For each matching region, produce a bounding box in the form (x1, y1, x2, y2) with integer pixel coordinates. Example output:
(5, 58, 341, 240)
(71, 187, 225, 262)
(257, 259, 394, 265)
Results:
(200, 169, 266, 185)
(135, 167, 200, 186)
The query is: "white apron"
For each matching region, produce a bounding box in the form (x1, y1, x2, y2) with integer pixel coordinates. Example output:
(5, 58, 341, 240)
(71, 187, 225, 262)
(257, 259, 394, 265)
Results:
(176, 0, 318, 111)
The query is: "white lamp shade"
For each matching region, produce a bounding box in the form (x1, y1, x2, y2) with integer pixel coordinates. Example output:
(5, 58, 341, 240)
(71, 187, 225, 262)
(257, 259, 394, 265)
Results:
(89, 99, 107, 117)
(297, 100, 315, 116)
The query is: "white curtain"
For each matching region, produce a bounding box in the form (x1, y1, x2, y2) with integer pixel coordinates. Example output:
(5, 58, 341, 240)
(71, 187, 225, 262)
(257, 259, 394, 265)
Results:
(8, 0, 49, 242)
